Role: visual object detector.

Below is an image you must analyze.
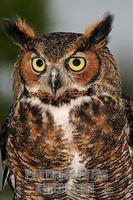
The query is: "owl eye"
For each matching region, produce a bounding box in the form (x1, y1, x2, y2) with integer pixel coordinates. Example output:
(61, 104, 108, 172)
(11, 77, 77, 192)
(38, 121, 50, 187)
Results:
(67, 57, 86, 72)
(31, 57, 46, 73)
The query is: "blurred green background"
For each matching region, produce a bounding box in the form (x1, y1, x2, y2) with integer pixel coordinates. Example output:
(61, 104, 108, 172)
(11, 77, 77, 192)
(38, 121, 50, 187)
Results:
(0, 0, 133, 199)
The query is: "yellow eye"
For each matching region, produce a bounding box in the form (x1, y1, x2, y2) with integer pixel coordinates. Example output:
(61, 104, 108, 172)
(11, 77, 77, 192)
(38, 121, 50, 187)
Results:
(32, 57, 46, 73)
(67, 57, 86, 72)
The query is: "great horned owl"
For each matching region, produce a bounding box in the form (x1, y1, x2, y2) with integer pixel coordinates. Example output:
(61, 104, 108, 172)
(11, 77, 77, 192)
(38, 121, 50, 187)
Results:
(0, 14, 133, 199)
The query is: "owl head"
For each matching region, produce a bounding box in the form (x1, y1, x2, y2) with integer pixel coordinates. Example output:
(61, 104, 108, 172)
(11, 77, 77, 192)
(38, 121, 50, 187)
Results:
(2, 14, 121, 104)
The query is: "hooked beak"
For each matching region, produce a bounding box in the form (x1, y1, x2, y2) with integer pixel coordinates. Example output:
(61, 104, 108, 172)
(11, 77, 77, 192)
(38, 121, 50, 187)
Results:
(50, 69, 61, 95)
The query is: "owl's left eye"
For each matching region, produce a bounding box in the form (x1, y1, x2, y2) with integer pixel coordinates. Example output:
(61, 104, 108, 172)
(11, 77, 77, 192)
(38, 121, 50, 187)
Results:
(31, 57, 46, 73)
(66, 57, 86, 72)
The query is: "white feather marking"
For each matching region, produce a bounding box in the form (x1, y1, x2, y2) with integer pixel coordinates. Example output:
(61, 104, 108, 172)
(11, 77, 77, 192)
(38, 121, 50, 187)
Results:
(71, 152, 82, 174)
(22, 96, 91, 141)
(10, 173, 15, 189)
(26, 85, 40, 93)
(68, 151, 85, 190)
(97, 91, 111, 97)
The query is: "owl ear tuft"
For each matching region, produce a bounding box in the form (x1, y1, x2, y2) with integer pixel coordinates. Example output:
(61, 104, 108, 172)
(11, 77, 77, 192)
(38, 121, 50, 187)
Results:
(2, 17, 35, 48)
(84, 14, 113, 49)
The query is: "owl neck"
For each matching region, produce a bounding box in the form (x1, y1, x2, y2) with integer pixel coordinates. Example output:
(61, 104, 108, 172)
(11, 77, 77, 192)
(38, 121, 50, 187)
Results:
(19, 86, 94, 107)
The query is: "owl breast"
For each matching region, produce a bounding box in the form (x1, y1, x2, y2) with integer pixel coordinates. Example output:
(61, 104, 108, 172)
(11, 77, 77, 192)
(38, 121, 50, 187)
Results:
(7, 94, 133, 199)
(16, 95, 91, 167)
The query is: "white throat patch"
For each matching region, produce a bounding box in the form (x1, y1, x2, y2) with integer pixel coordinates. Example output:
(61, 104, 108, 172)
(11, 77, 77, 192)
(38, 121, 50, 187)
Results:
(22, 95, 91, 141)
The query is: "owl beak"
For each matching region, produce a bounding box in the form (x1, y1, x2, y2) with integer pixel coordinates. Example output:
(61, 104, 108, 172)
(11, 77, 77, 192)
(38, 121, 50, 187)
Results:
(50, 69, 61, 95)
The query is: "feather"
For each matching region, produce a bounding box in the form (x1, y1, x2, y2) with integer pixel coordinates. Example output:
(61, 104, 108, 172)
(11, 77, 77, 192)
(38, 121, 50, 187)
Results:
(1, 17, 35, 48)
(84, 13, 113, 50)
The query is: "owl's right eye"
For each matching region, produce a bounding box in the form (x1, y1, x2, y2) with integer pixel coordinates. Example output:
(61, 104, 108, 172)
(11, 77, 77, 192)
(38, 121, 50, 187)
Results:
(31, 57, 46, 73)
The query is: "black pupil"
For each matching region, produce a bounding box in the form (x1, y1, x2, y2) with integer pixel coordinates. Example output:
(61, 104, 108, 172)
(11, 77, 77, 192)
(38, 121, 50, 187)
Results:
(36, 59, 43, 67)
(73, 58, 81, 66)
